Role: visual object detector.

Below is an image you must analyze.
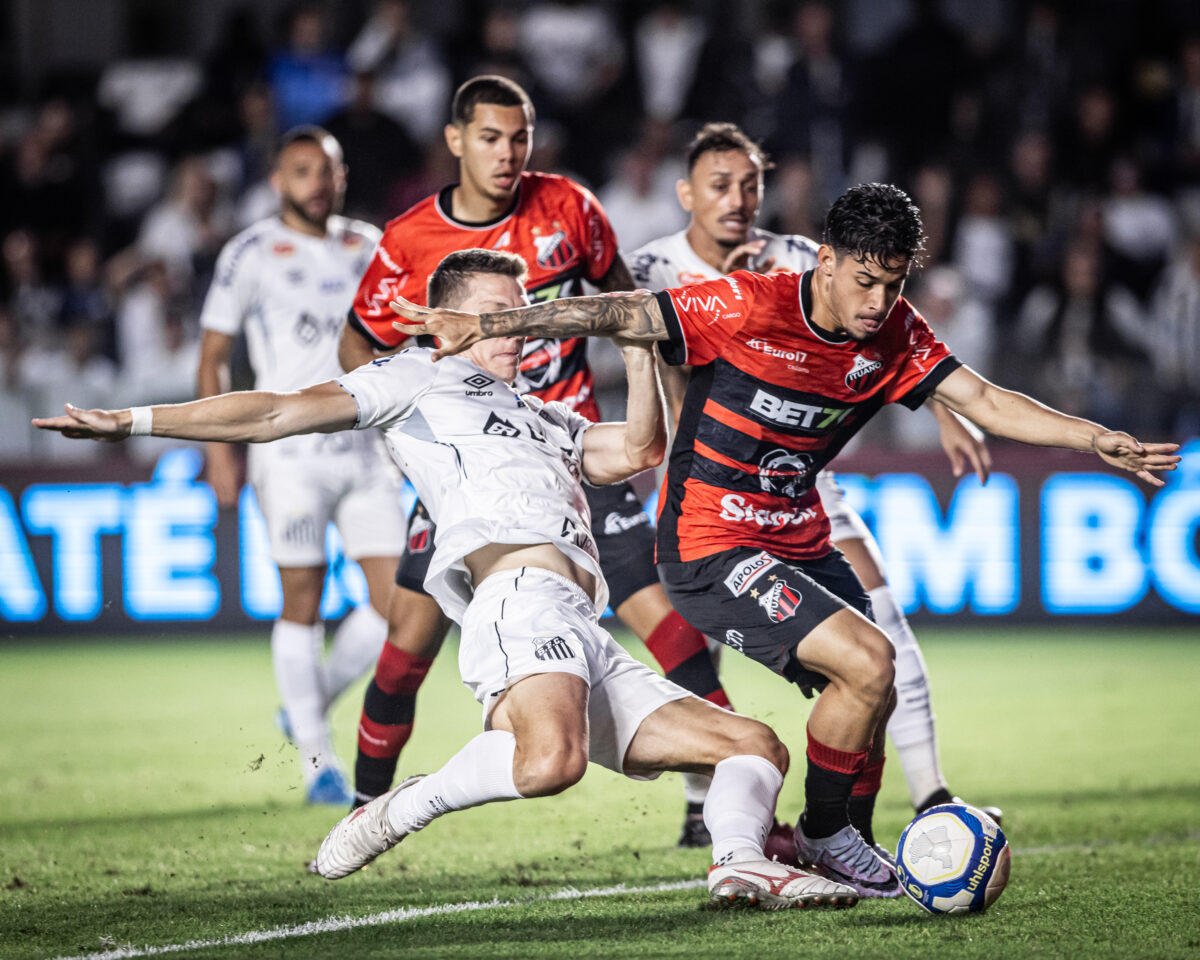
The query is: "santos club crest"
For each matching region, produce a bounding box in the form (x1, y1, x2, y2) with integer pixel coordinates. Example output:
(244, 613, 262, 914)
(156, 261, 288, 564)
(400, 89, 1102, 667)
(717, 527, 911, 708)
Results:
(845, 352, 884, 394)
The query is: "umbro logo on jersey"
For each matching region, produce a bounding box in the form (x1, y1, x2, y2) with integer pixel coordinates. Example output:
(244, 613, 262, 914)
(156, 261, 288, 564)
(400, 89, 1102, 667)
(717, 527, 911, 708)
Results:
(758, 579, 801, 622)
(533, 230, 576, 269)
(533, 635, 575, 661)
(845, 353, 884, 393)
(464, 373, 495, 396)
(483, 412, 520, 437)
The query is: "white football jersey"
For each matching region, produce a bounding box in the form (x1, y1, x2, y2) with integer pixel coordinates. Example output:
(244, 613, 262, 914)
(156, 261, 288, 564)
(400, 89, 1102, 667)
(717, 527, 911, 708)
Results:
(200, 215, 381, 459)
(630, 227, 852, 518)
(336, 348, 607, 622)
(629, 226, 819, 290)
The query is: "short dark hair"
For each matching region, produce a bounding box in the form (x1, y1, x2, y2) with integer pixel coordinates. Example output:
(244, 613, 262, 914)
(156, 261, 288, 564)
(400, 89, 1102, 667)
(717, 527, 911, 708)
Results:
(451, 75, 535, 127)
(273, 125, 342, 167)
(427, 249, 528, 309)
(686, 122, 772, 174)
(823, 183, 925, 266)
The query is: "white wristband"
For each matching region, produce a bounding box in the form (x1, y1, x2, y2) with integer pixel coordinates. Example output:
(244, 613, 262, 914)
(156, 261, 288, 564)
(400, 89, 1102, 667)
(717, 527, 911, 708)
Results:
(128, 406, 153, 437)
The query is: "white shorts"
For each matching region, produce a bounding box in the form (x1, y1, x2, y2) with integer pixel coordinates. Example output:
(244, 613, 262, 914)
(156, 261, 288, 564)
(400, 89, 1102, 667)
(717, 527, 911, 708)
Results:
(249, 434, 407, 567)
(816, 471, 872, 544)
(459, 567, 692, 779)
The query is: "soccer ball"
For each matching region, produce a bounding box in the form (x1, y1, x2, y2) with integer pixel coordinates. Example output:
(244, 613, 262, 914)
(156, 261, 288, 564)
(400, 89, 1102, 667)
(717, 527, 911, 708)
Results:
(894, 803, 1011, 914)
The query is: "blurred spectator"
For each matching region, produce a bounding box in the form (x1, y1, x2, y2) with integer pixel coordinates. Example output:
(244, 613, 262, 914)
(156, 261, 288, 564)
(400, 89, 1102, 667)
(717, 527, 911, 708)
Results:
(634, 2, 708, 123)
(137, 156, 232, 295)
(1148, 228, 1200, 435)
(457, 6, 539, 95)
(520, 0, 623, 113)
(1102, 156, 1177, 298)
(1174, 35, 1200, 187)
(346, 0, 451, 145)
(1015, 242, 1148, 423)
(0, 100, 90, 243)
(1007, 130, 1070, 298)
(0, 308, 35, 460)
(57, 238, 114, 355)
(910, 163, 954, 267)
(953, 172, 1014, 306)
(597, 133, 688, 252)
(23, 322, 117, 462)
(325, 71, 423, 223)
(267, 4, 348, 130)
(1059, 85, 1122, 192)
(769, 2, 848, 207)
(3, 230, 63, 349)
(112, 260, 176, 380)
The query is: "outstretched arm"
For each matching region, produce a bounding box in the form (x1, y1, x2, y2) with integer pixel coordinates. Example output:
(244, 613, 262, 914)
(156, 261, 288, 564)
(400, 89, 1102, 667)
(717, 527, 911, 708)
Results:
(390, 291, 667, 361)
(580, 340, 667, 485)
(34, 381, 359, 444)
(931, 366, 1180, 486)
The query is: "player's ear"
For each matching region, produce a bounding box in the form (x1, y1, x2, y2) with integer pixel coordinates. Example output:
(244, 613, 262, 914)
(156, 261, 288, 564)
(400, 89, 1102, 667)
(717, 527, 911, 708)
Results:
(269, 168, 283, 196)
(445, 123, 464, 159)
(817, 243, 838, 276)
(676, 178, 692, 212)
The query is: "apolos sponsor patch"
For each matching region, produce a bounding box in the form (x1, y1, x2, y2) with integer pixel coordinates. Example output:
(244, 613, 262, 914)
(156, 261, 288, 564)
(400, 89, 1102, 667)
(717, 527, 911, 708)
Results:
(723, 550, 777, 597)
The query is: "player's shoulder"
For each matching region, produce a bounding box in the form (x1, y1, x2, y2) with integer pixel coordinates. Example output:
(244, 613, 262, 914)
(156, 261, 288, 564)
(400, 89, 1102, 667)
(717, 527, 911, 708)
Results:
(753, 227, 819, 267)
(381, 192, 442, 238)
(881, 294, 933, 345)
(213, 219, 277, 284)
(329, 214, 382, 249)
(629, 231, 691, 287)
(521, 170, 598, 210)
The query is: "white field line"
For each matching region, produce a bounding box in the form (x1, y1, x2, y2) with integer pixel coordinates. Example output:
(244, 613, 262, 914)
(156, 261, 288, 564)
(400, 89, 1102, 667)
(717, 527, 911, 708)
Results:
(42, 837, 1195, 960)
(44, 878, 707, 960)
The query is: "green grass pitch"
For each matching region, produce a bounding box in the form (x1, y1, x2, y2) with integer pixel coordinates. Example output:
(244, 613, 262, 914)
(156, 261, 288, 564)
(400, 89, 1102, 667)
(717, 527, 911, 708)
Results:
(1, 626, 1198, 960)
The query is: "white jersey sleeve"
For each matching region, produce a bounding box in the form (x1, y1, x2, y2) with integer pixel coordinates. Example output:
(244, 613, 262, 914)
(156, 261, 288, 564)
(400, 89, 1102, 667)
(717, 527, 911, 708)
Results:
(199, 227, 264, 336)
(335, 349, 436, 431)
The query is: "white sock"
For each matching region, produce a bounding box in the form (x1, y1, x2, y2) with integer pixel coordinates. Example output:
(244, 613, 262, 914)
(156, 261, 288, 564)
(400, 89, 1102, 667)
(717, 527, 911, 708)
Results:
(704, 754, 783, 865)
(387, 729, 522, 835)
(870, 584, 948, 807)
(683, 772, 711, 806)
(322, 603, 387, 708)
(271, 619, 333, 780)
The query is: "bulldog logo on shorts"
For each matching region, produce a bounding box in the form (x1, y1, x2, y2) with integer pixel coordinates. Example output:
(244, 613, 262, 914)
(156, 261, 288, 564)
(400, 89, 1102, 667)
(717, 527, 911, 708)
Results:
(533, 635, 575, 661)
(758, 579, 801, 622)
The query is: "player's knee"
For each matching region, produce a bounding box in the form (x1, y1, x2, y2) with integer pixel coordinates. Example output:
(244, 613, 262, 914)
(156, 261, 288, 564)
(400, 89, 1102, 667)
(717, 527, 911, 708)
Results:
(845, 623, 895, 704)
(719, 717, 789, 776)
(514, 740, 588, 797)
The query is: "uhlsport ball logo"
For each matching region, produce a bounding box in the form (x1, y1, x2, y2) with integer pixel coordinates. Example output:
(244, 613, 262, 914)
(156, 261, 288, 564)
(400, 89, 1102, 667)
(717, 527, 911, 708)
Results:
(894, 803, 1011, 914)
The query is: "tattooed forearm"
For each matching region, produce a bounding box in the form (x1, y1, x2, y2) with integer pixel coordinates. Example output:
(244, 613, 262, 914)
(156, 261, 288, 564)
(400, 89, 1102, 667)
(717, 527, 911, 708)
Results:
(479, 292, 667, 341)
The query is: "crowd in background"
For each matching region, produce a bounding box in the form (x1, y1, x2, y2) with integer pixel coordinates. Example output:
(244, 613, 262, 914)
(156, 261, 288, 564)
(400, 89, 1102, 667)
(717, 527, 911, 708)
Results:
(3, 0, 1200, 463)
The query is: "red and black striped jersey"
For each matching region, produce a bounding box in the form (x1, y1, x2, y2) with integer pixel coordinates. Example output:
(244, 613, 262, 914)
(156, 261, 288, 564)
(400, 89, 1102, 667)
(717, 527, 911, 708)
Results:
(654, 269, 960, 563)
(349, 171, 620, 421)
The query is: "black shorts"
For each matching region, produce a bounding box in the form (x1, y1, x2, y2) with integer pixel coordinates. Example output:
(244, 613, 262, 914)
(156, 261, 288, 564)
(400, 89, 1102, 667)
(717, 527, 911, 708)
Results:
(658, 546, 872, 693)
(393, 482, 659, 609)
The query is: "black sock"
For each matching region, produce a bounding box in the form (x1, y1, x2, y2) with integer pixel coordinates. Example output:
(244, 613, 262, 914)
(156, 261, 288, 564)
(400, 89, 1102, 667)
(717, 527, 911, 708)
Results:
(917, 787, 954, 813)
(801, 758, 857, 838)
(849, 793, 877, 846)
(685, 800, 704, 818)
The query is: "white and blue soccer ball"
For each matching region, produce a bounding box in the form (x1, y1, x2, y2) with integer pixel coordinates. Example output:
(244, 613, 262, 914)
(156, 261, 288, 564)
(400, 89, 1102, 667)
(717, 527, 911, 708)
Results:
(895, 803, 1011, 914)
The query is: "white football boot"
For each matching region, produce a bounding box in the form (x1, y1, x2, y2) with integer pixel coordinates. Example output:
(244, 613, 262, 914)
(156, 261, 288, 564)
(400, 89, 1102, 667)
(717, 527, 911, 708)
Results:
(793, 822, 903, 898)
(707, 858, 858, 910)
(314, 775, 424, 879)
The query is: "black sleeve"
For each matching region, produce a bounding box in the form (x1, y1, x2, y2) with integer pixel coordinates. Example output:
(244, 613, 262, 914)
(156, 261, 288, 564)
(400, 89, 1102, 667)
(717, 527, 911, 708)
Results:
(654, 290, 688, 366)
(897, 355, 963, 410)
(346, 307, 393, 351)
